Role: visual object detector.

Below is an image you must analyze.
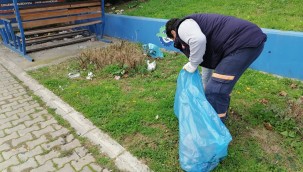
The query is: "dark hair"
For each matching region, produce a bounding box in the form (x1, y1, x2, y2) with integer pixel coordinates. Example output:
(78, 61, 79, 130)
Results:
(165, 18, 180, 39)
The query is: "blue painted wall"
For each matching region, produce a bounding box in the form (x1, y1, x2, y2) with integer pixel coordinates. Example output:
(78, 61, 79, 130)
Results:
(104, 14, 303, 80)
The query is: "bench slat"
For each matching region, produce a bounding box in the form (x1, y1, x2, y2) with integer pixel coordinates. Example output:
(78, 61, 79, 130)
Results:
(26, 35, 95, 53)
(19, 20, 101, 36)
(26, 29, 88, 45)
(0, 14, 15, 19)
(0, 10, 14, 14)
(23, 12, 101, 29)
(21, 6, 100, 21)
(0, 23, 18, 29)
(26, 29, 87, 41)
(20, 1, 101, 14)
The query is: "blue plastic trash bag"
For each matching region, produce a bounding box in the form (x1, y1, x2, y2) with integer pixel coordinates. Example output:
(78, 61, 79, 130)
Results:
(174, 70, 232, 172)
(142, 43, 164, 58)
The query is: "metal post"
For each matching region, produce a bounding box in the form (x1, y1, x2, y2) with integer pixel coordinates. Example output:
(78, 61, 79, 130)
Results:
(12, 0, 27, 56)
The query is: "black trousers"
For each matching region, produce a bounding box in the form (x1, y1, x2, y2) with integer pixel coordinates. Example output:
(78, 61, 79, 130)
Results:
(205, 43, 265, 118)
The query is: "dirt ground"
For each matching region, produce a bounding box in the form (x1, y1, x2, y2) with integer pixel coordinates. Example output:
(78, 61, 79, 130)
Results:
(0, 36, 119, 71)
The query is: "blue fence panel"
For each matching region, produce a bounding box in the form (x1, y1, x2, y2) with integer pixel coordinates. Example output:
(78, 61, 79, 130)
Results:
(104, 14, 303, 80)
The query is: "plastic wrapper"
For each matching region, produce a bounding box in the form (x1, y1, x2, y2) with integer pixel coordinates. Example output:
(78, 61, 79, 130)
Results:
(174, 70, 232, 172)
(142, 43, 164, 58)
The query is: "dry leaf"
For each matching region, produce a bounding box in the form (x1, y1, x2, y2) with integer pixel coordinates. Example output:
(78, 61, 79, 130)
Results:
(259, 98, 269, 105)
(279, 91, 288, 97)
(290, 83, 298, 89)
(264, 122, 273, 131)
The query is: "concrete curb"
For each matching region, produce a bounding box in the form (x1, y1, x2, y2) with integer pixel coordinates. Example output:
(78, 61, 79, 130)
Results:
(0, 56, 151, 172)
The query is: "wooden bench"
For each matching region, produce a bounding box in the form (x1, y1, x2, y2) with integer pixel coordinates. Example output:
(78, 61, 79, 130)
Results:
(0, 0, 105, 61)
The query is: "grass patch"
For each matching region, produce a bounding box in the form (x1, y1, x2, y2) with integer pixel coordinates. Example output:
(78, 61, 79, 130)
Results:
(28, 44, 303, 171)
(107, 0, 303, 31)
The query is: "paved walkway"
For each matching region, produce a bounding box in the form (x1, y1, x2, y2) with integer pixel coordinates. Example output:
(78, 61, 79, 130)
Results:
(0, 64, 108, 172)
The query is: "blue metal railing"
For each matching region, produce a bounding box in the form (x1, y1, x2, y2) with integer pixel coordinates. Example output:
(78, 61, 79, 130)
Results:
(0, 0, 106, 62)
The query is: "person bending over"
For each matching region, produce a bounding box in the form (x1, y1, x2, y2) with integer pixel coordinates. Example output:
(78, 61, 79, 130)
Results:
(166, 13, 267, 120)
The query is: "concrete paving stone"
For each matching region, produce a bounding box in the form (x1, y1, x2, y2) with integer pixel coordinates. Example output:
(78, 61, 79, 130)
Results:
(0, 154, 3, 163)
(12, 115, 31, 126)
(0, 100, 6, 106)
(0, 130, 5, 137)
(102, 169, 111, 172)
(53, 152, 80, 169)
(90, 163, 103, 172)
(0, 155, 20, 171)
(18, 146, 43, 162)
(9, 157, 38, 172)
(7, 89, 22, 95)
(1, 101, 18, 109)
(8, 96, 24, 103)
(3, 79, 16, 84)
(50, 127, 69, 139)
(3, 90, 18, 96)
(0, 95, 13, 102)
(1, 91, 17, 97)
(61, 139, 81, 151)
(0, 113, 6, 119)
(26, 135, 48, 149)
(40, 118, 58, 129)
(0, 106, 12, 115)
(0, 132, 19, 145)
(7, 85, 23, 91)
(18, 108, 35, 118)
(52, 123, 63, 130)
(18, 124, 40, 136)
(30, 109, 48, 119)
(41, 137, 65, 151)
(5, 107, 25, 117)
(75, 147, 88, 158)
(12, 133, 33, 147)
(30, 160, 56, 172)
(2, 146, 27, 160)
(31, 160, 56, 172)
(13, 91, 27, 98)
(4, 123, 26, 135)
(32, 126, 55, 138)
(66, 134, 74, 143)
(43, 114, 53, 121)
(0, 143, 11, 152)
(35, 106, 44, 111)
(71, 153, 95, 171)
(23, 103, 40, 111)
(82, 166, 93, 172)
(35, 150, 60, 165)
(57, 163, 76, 172)
(12, 101, 29, 110)
(0, 114, 19, 125)
(18, 95, 32, 104)
(24, 116, 46, 127)
(0, 120, 12, 130)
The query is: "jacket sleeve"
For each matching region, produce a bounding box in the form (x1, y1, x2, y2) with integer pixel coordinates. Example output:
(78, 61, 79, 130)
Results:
(178, 19, 206, 69)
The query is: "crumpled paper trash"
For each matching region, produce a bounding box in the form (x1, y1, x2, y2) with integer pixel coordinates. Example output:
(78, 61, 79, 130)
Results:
(147, 60, 156, 71)
(68, 72, 80, 79)
(86, 72, 94, 80)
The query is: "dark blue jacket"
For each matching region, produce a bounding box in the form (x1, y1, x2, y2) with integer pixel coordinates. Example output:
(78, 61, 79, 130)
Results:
(174, 14, 267, 69)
